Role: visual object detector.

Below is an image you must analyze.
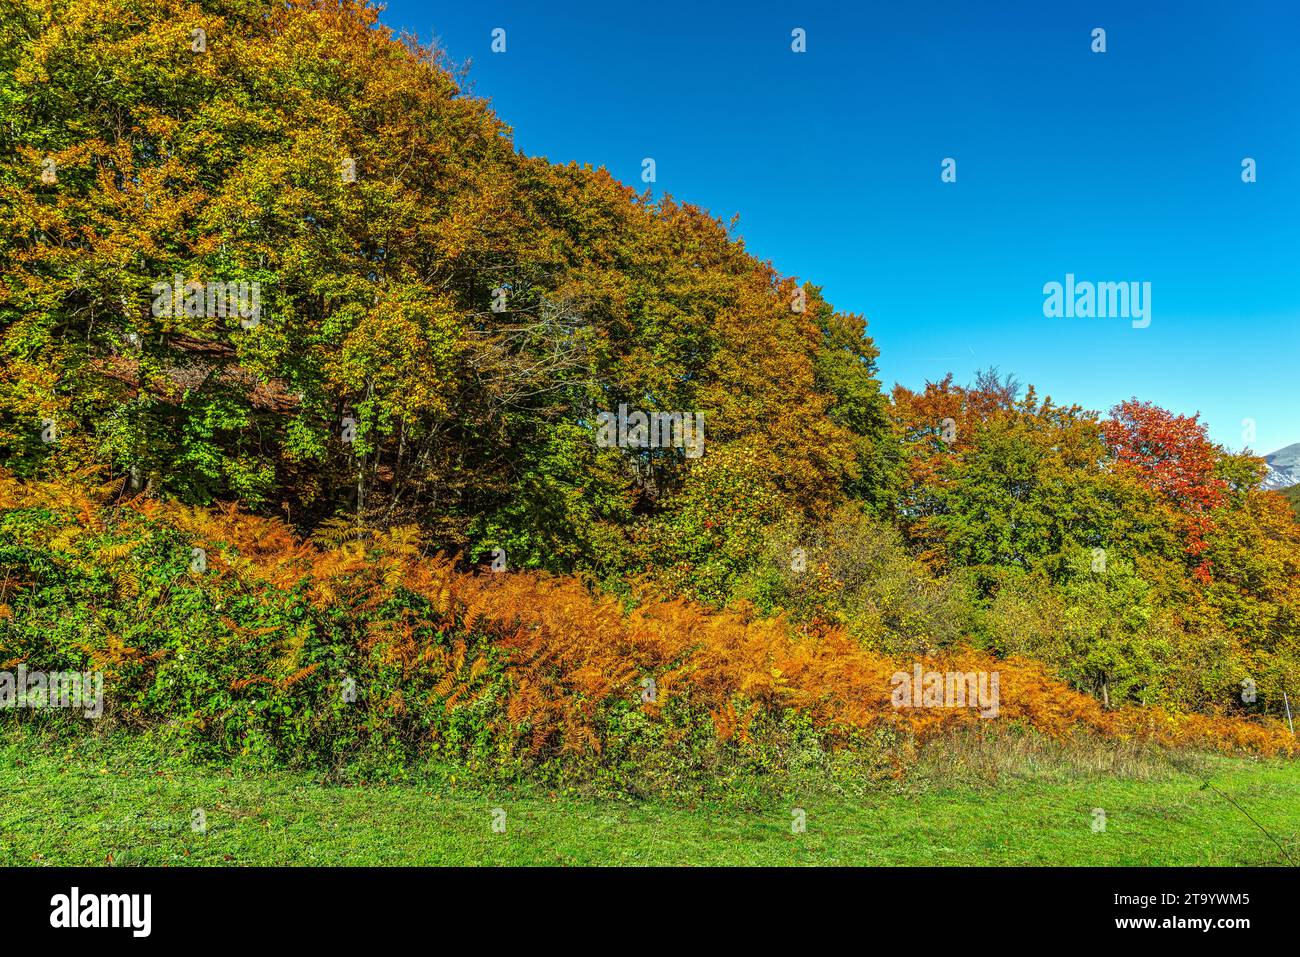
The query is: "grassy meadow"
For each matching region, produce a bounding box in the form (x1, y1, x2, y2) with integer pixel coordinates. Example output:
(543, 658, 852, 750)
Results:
(3, 732, 1296, 867)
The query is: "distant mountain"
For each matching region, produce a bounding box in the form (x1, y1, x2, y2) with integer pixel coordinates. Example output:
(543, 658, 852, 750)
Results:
(1262, 443, 1300, 491)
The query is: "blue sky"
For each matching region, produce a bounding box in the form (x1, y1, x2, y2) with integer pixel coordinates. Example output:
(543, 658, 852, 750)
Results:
(382, 0, 1299, 454)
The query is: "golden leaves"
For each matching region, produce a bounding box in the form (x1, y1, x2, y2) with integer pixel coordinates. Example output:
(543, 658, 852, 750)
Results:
(5, 468, 1294, 762)
(97, 541, 139, 563)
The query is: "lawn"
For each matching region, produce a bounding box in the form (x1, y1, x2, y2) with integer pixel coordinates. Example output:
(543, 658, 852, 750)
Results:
(1, 734, 1297, 866)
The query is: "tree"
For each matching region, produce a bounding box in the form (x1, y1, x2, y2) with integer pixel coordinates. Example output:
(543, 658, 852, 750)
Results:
(1101, 400, 1227, 582)
(0, 0, 894, 575)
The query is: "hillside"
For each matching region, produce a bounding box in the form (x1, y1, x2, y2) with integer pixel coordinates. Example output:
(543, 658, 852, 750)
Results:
(1, 0, 1299, 793)
(1263, 443, 1300, 490)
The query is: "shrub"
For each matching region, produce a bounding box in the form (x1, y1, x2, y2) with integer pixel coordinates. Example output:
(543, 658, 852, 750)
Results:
(2, 473, 1292, 797)
(735, 502, 976, 654)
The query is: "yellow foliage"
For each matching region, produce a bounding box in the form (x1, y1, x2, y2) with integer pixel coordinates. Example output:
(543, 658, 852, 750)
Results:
(3, 470, 1295, 762)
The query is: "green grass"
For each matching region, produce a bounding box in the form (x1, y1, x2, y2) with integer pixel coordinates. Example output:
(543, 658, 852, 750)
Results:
(2, 733, 1298, 866)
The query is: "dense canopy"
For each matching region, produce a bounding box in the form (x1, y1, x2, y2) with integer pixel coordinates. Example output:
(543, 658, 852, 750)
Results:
(2, 0, 1297, 726)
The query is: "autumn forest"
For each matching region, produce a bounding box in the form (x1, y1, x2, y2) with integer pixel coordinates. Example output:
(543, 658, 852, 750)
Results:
(1, 0, 1298, 809)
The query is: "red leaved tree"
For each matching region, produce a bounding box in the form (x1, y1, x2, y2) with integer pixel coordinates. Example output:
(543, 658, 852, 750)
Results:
(1101, 400, 1226, 582)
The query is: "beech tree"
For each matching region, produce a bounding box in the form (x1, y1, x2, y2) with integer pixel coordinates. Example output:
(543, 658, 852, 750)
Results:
(0, 0, 895, 568)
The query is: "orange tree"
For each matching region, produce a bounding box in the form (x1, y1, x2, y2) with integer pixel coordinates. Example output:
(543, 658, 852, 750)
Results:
(0, 0, 896, 575)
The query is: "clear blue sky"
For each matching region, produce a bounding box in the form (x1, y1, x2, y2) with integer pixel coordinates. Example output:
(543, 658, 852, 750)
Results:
(382, 0, 1299, 455)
